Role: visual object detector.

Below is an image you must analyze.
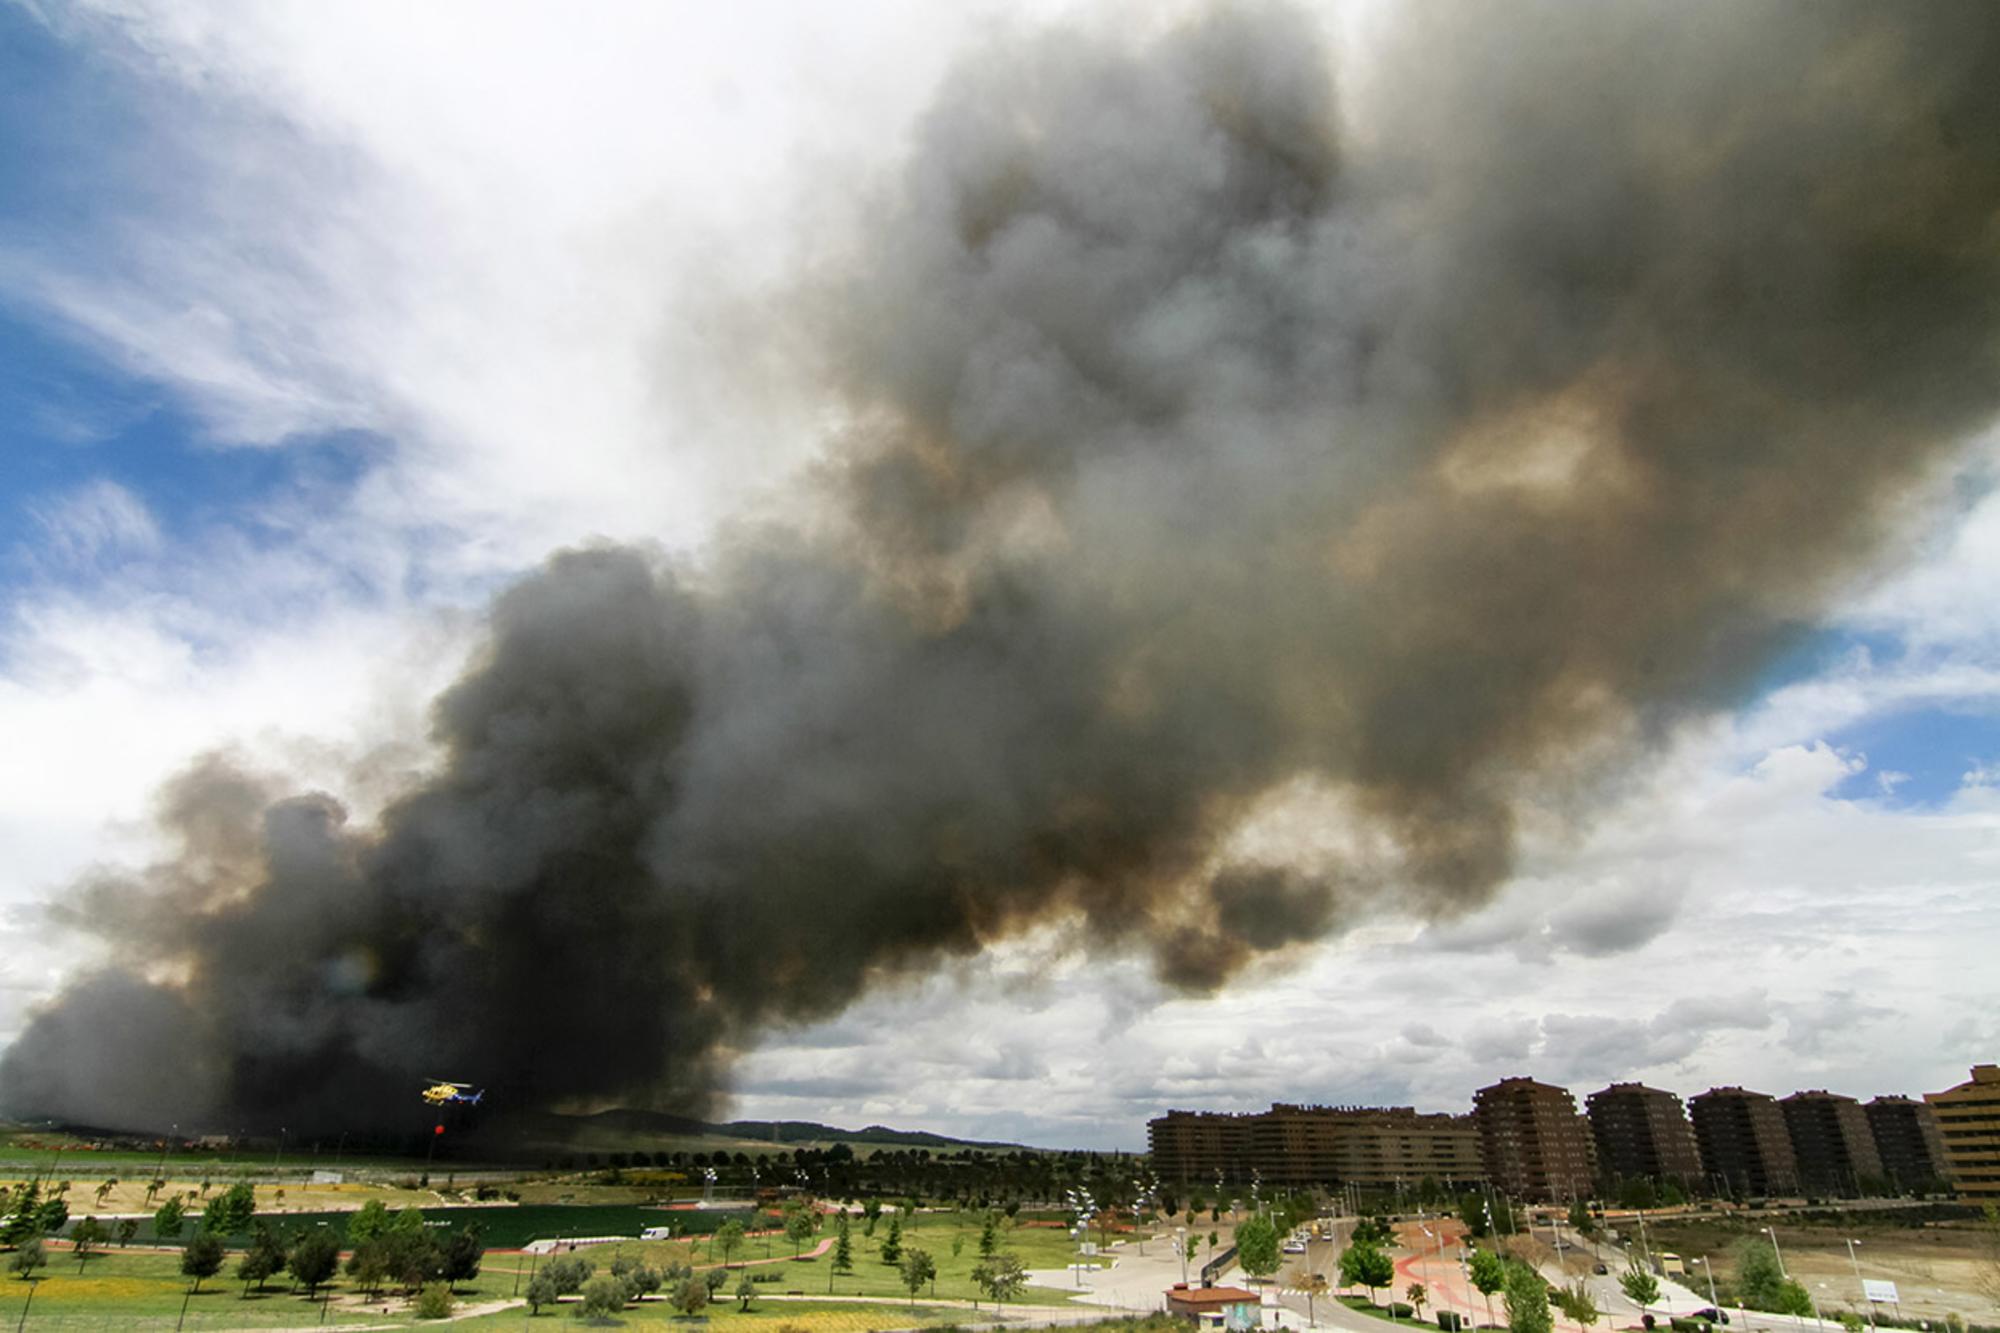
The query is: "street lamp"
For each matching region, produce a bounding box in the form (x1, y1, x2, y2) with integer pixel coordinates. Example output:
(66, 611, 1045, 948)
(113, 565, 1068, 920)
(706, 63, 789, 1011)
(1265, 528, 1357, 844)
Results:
(155, 1123, 178, 1193)
(1845, 1240, 1875, 1333)
(1763, 1227, 1788, 1279)
(1695, 1256, 1721, 1313)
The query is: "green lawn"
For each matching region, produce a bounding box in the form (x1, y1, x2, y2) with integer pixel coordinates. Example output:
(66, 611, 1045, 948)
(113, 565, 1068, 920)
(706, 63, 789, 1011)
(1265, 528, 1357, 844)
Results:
(0, 1249, 426, 1327)
(0, 1208, 1106, 1329)
(481, 1210, 1106, 1308)
(455, 1296, 985, 1330)
(684, 1209, 1103, 1305)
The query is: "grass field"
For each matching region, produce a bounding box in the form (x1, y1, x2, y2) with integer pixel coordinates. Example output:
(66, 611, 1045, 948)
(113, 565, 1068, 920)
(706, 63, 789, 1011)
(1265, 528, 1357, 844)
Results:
(453, 1296, 989, 1329)
(481, 1208, 1106, 1304)
(0, 1208, 1105, 1329)
(0, 1249, 409, 1327)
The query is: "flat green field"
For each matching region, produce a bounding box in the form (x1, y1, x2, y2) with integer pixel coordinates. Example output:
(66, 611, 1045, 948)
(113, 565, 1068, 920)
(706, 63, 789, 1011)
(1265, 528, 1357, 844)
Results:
(0, 1210, 1103, 1329)
(482, 1209, 1105, 1306)
(454, 1296, 989, 1329)
(0, 1249, 406, 1328)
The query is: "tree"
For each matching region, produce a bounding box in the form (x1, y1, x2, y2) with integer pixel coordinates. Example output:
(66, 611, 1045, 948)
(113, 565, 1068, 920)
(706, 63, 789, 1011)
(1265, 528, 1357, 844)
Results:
(1733, 1239, 1810, 1315)
(182, 1230, 225, 1292)
(95, 1179, 116, 1207)
(880, 1215, 903, 1264)
(1554, 1280, 1602, 1328)
(380, 1226, 444, 1292)
(115, 1218, 139, 1248)
(608, 1248, 664, 1304)
(737, 1271, 758, 1310)
(34, 1197, 66, 1237)
(204, 1181, 256, 1237)
(525, 1270, 559, 1314)
(1567, 1201, 1598, 1241)
(862, 1198, 882, 1235)
(715, 1216, 746, 1266)
(671, 1273, 710, 1315)
(442, 1224, 483, 1291)
(1460, 1194, 1492, 1241)
(1238, 1214, 1281, 1281)
(1620, 1262, 1661, 1315)
(346, 1241, 392, 1297)
(235, 1223, 282, 1296)
(785, 1203, 817, 1257)
(831, 1210, 854, 1291)
(1506, 1261, 1553, 1333)
(10, 1237, 45, 1281)
(1341, 1243, 1396, 1307)
(979, 1212, 999, 1257)
(0, 1182, 39, 1247)
(70, 1215, 106, 1271)
(1409, 1282, 1430, 1321)
(288, 1227, 341, 1298)
(347, 1199, 392, 1246)
(580, 1273, 626, 1317)
(973, 1252, 1028, 1306)
(154, 1196, 185, 1245)
(1470, 1249, 1508, 1326)
(543, 1254, 593, 1295)
(900, 1247, 936, 1303)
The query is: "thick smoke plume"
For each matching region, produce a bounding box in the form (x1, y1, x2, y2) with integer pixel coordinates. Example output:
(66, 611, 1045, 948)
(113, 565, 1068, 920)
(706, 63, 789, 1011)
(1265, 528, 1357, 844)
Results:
(7, 1, 2000, 1133)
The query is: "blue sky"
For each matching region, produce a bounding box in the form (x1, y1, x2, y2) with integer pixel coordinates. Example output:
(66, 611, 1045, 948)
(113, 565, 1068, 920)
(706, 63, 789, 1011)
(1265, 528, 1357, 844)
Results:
(2, 0, 1997, 1149)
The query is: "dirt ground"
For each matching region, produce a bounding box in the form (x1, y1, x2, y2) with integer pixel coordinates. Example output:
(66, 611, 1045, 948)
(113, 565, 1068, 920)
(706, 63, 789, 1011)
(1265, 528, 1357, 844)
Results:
(6, 1174, 447, 1217)
(1646, 1219, 1999, 1326)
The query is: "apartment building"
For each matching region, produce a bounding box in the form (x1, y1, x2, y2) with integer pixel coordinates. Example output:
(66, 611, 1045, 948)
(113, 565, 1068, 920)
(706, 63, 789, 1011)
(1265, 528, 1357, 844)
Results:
(1148, 1103, 1485, 1187)
(1864, 1096, 1951, 1192)
(1779, 1090, 1884, 1195)
(1473, 1077, 1596, 1202)
(1585, 1082, 1704, 1186)
(1925, 1064, 2000, 1201)
(1689, 1086, 1799, 1196)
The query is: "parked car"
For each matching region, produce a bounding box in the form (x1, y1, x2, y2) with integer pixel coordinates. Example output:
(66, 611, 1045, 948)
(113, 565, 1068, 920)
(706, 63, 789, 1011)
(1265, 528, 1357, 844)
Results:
(1593, 1263, 1610, 1275)
(1689, 1309, 1731, 1324)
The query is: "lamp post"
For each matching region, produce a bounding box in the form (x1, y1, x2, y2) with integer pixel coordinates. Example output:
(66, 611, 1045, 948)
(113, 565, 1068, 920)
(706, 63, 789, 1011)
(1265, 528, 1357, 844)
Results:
(1695, 1256, 1720, 1312)
(155, 1123, 178, 1196)
(1846, 1240, 1875, 1332)
(1763, 1227, 1788, 1279)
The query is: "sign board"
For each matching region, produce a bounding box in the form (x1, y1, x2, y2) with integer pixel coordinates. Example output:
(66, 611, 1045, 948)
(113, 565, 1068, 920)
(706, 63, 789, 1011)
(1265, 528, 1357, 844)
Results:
(309, 1170, 343, 1185)
(1081, 1242, 1099, 1256)
(1863, 1280, 1899, 1305)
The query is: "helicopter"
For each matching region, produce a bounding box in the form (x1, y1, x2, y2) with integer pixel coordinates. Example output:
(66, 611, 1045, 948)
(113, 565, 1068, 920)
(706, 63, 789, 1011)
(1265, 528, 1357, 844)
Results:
(419, 1079, 484, 1107)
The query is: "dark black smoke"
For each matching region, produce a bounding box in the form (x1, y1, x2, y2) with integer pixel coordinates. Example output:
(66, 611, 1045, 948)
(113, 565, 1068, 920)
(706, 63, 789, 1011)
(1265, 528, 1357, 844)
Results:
(7, 1, 2000, 1133)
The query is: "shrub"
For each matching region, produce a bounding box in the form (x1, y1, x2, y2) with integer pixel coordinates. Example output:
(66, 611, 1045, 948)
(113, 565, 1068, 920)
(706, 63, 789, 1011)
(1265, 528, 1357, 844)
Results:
(578, 1274, 626, 1317)
(415, 1282, 454, 1319)
(672, 1274, 710, 1316)
(1439, 1314, 1466, 1330)
(544, 1255, 594, 1295)
(1389, 1304, 1416, 1319)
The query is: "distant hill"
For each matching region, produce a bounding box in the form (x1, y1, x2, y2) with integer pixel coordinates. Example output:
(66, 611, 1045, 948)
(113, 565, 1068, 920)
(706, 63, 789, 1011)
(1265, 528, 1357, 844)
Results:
(487, 1107, 1034, 1155)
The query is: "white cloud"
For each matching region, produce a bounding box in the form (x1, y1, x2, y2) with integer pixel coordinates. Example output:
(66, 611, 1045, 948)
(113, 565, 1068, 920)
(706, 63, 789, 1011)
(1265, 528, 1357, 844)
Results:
(26, 479, 160, 568)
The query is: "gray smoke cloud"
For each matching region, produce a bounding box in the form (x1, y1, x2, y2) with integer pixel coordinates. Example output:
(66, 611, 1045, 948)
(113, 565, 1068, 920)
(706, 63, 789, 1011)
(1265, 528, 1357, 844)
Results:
(6, 0, 1999, 1133)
